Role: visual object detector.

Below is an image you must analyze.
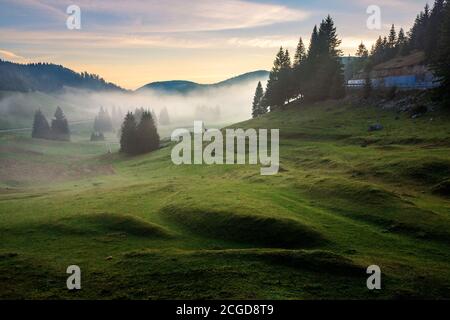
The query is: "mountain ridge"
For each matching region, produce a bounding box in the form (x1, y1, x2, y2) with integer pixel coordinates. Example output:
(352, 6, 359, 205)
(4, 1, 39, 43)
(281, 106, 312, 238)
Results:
(137, 70, 269, 94)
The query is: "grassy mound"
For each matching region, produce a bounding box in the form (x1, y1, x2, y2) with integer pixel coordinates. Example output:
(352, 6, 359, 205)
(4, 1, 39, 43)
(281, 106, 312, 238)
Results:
(432, 179, 450, 198)
(16, 213, 174, 239)
(161, 206, 326, 248)
(368, 158, 450, 186)
(300, 178, 450, 242)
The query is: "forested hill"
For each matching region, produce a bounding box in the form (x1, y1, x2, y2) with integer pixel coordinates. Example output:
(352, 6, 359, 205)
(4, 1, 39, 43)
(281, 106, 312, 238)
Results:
(0, 60, 126, 93)
(137, 70, 269, 94)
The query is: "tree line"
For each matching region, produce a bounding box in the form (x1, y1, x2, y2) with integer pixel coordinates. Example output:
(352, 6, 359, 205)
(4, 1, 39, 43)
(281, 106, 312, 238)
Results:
(252, 15, 345, 117)
(354, 0, 450, 101)
(32, 106, 70, 141)
(0, 60, 125, 93)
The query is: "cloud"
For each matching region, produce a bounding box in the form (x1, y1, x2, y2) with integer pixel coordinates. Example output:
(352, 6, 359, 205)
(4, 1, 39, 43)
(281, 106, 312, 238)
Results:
(0, 49, 28, 63)
(6, 0, 309, 32)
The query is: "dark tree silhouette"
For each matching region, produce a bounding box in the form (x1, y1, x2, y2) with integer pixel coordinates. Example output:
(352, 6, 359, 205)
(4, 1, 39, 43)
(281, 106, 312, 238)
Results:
(136, 111, 160, 154)
(120, 112, 138, 154)
(251, 81, 265, 118)
(31, 109, 51, 139)
(51, 106, 70, 141)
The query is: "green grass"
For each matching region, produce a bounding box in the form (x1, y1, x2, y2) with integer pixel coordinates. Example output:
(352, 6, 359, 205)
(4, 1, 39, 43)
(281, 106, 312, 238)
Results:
(0, 100, 449, 299)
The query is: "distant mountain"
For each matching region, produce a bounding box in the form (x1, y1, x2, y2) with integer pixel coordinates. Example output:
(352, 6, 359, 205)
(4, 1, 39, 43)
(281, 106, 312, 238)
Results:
(138, 70, 269, 94)
(0, 59, 126, 93)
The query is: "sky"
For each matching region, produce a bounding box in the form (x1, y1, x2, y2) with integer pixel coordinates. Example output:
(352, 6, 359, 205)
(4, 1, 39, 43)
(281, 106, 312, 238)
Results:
(0, 0, 429, 90)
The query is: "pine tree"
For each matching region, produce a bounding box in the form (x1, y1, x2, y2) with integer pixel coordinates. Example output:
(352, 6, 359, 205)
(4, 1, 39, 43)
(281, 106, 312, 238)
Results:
(136, 111, 160, 154)
(251, 81, 264, 118)
(31, 109, 50, 139)
(293, 37, 306, 68)
(263, 47, 286, 109)
(356, 42, 369, 58)
(388, 24, 397, 48)
(51, 106, 70, 141)
(94, 106, 113, 133)
(425, 0, 446, 60)
(159, 107, 170, 125)
(431, 1, 450, 105)
(120, 112, 138, 154)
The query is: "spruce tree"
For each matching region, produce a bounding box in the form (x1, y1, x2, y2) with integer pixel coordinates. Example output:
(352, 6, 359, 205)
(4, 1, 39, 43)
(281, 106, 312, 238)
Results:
(425, 0, 446, 60)
(264, 47, 285, 109)
(431, 1, 450, 105)
(159, 107, 170, 125)
(51, 106, 70, 141)
(356, 42, 369, 58)
(136, 111, 160, 154)
(293, 37, 306, 68)
(32, 109, 50, 139)
(251, 81, 264, 118)
(120, 112, 138, 154)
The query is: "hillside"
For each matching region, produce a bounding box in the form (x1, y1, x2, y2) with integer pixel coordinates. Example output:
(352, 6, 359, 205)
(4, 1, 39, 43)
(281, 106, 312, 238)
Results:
(0, 99, 449, 299)
(137, 70, 269, 94)
(0, 60, 126, 93)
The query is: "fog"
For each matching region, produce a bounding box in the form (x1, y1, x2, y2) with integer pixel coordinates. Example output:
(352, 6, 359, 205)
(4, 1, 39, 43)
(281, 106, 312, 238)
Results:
(0, 78, 267, 136)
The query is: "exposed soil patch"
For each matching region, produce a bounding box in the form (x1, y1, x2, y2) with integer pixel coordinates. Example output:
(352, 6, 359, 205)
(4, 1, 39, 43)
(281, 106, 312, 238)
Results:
(0, 158, 115, 185)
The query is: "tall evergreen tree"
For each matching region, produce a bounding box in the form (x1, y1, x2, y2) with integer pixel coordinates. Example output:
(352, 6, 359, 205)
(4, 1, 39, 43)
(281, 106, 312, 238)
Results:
(51, 106, 70, 141)
(431, 1, 450, 105)
(293, 37, 306, 68)
(356, 42, 369, 58)
(159, 107, 171, 125)
(120, 112, 138, 154)
(263, 47, 287, 109)
(136, 111, 160, 154)
(388, 24, 397, 48)
(292, 37, 307, 98)
(251, 81, 265, 118)
(425, 0, 446, 60)
(31, 109, 50, 139)
(94, 106, 113, 133)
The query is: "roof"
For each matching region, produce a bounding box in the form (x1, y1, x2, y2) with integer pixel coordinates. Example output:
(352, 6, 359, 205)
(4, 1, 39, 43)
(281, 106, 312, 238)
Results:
(373, 51, 426, 71)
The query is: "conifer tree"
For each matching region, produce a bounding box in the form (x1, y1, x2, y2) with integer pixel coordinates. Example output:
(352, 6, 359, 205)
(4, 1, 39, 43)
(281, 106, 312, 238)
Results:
(159, 107, 170, 125)
(264, 47, 286, 109)
(136, 111, 160, 153)
(251, 81, 264, 118)
(356, 42, 369, 58)
(293, 37, 306, 68)
(51, 106, 70, 141)
(31, 109, 50, 139)
(431, 1, 450, 105)
(120, 112, 138, 154)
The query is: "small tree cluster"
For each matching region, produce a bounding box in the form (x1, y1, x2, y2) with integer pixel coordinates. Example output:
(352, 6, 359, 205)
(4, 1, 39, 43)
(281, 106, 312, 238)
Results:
(94, 107, 113, 133)
(120, 110, 160, 155)
(32, 107, 70, 141)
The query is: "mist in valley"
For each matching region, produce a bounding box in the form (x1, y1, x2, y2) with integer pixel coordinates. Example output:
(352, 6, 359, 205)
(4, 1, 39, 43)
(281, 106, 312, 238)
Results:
(0, 79, 267, 137)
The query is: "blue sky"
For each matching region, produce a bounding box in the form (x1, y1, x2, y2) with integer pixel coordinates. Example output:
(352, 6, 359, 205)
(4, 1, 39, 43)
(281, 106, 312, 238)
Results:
(0, 0, 429, 89)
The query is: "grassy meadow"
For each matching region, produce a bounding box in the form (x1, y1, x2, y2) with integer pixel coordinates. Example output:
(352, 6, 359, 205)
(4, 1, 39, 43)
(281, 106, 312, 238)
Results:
(0, 100, 449, 299)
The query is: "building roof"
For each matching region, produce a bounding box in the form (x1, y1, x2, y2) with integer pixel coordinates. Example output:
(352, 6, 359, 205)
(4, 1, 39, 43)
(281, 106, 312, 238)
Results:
(373, 51, 426, 71)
